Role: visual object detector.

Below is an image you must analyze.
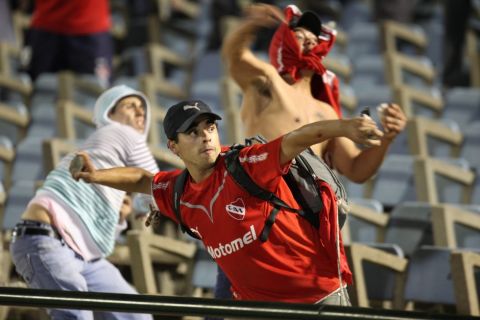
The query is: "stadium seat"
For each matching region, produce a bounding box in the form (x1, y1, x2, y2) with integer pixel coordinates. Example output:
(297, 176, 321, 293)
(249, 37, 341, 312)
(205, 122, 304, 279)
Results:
(359, 154, 416, 209)
(11, 137, 47, 181)
(114, 47, 149, 78)
(413, 157, 476, 204)
(145, 43, 194, 100)
(382, 202, 435, 257)
(56, 99, 95, 141)
(339, 2, 373, 32)
(403, 245, 480, 315)
(41, 138, 77, 173)
(0, 181, 5, 219)
(393, 84, 443, 119)
(384, 52, 436, 89)
(431, 204, 480, 249)
(356, 203, 480, 311)
(126, 229, 196, 295)
(56, 71, 105, 107)
(0, 74, 31, 144)
(351, 84, 392, 114)
(147, 0, 206, 57)
(324, 53, 353, 84)
(346, 242, 407, 308)
(346, 22, 381, 58)
(406, 116, 463, 158)
(443, 87, 480, 128)
(382, 20, 427, 55)
(451, 250, 480, 316)
(0, 136, 14, 189)
(191, 51, 223, 112)
(146, 105, 184, 169)
(2, 180, 37, 232)
(403, 246, 458, 310)
(460, 120, 480, 170)
(342, 198, 388, 244)
(466, 23, 480, 87)
(352, 54, 386, 86)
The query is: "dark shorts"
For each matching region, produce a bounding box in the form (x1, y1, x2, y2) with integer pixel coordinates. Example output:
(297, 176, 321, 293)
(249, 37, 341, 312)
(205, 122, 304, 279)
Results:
(27, 28, 113, 82)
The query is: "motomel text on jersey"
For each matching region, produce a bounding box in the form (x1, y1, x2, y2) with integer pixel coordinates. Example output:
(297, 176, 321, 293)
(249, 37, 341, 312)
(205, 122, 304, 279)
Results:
(207, 225, 257, 259)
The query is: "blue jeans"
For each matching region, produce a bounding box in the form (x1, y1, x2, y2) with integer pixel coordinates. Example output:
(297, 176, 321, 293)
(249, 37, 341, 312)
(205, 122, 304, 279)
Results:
(10, 234, 152, 320)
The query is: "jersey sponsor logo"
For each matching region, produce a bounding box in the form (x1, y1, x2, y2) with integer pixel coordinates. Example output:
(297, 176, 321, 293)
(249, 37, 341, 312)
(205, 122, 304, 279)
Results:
(207, 225, 257, 259)
(238, 152, 268, 164)
(226, 198, 246, 220)
(152, 181, 170, 191)
(183, 102, 200, 111)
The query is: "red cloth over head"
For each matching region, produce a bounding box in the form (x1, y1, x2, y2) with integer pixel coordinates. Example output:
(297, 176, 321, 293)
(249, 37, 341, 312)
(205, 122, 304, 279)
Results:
(269, 5, 342, 117)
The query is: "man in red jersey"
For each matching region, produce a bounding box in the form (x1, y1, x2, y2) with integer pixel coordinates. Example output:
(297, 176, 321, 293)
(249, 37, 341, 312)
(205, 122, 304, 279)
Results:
(26, 0, 112, 86)
(217, 4, 407, 306)
(72, 99, 384, 304)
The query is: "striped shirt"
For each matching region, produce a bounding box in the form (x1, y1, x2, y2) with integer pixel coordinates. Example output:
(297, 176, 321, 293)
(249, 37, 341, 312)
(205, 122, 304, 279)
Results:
(35, 122, 158, 259)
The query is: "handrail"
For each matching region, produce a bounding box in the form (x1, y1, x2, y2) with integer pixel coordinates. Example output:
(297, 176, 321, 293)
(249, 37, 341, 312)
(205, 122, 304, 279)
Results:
(0, 287, 476, 319)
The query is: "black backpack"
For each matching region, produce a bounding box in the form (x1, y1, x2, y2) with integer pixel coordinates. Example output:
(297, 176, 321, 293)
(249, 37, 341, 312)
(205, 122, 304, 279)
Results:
(173, 136, 349, 242)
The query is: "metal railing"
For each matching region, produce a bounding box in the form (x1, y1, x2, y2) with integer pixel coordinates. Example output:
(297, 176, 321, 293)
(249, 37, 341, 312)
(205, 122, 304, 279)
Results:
(0, 287, 477, 320)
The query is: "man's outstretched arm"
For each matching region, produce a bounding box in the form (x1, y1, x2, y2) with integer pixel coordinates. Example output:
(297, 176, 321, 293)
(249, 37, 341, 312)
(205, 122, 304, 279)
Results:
(71, 152, 154, 195)
(280, 117, 384, 166)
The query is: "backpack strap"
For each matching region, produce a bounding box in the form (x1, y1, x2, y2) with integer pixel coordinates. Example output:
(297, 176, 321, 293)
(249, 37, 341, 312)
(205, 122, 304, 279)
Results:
(173, 170, 201, 239)
(246, 135, 268, 145)
(224, 148, 302, 242)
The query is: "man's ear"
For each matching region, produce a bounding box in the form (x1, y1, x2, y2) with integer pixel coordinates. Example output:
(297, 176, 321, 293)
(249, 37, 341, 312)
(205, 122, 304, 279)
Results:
(167, 140, 179, 156)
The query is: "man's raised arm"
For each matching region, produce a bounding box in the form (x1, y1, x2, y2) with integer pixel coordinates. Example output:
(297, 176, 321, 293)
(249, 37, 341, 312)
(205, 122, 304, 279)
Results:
(221, 4, 283, 90)
(71, 152, 154, 195)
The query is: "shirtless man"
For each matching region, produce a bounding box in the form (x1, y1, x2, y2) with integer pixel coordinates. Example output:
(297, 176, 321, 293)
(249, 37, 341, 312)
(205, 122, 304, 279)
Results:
(222, 4, 407, 183)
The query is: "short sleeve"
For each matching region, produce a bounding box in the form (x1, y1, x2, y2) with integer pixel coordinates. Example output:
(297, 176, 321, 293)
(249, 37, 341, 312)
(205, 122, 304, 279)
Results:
(151, 170, 181, 222)
(236, 136, 291, 192)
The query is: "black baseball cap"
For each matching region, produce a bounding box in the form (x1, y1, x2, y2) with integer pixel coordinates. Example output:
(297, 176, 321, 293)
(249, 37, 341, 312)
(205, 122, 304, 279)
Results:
(291, 11, 322, 37)
(164, 100, 222, 139)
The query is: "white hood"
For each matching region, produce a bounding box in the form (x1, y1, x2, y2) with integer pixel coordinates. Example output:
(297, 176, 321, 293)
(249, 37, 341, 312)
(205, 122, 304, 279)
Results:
(92, 85, 151, 138)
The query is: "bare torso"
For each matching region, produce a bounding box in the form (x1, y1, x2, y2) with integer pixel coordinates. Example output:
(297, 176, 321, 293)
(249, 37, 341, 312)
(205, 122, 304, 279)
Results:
(240, 74, 337, 157)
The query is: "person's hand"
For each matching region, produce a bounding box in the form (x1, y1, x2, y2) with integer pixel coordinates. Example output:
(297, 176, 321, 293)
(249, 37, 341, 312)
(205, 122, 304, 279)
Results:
(345, 116, 384, 147)
(244, 3, 285, 28)
(145, 204, 161, 228)
(70, 152, 97, 183)
(378, 103, 407, 141)
(119, 194, 132, 223)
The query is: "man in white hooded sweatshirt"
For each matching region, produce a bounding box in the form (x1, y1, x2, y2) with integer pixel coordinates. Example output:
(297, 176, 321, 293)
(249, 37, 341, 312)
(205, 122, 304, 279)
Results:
(10, 85, 157, 320)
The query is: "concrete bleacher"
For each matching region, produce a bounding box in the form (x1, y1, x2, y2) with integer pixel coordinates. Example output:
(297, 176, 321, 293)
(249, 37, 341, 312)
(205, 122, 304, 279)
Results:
(0, 0, 479, 319)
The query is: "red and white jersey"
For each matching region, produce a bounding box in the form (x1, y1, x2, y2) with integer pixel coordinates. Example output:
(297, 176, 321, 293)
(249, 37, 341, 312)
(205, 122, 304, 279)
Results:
(152, 136, 352, 303)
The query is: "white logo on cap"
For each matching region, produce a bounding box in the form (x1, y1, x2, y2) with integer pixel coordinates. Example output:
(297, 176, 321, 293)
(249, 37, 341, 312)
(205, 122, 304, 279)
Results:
(183, 102, 200, 111)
